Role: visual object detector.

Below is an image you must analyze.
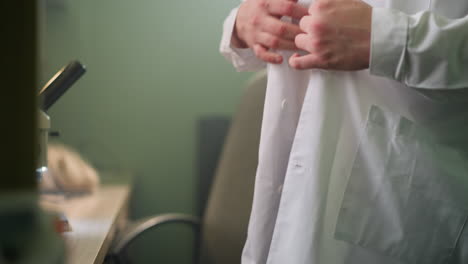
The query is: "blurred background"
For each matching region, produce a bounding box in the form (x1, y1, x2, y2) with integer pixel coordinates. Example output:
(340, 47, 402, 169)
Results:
(38, 0, 252, 262)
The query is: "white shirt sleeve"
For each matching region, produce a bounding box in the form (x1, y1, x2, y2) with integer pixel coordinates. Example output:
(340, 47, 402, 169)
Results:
(370, 8, 468, 89)
(220, 7, 266, 72)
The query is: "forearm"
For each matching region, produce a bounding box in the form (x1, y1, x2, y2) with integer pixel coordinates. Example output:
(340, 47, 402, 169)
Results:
(370, 8, 468, 89)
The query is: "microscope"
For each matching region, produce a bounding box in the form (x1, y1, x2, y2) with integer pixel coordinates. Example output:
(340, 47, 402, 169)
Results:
(37, 61, 86, 180)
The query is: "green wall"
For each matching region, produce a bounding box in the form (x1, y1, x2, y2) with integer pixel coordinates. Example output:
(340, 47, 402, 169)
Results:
(40, 0, 251, 262)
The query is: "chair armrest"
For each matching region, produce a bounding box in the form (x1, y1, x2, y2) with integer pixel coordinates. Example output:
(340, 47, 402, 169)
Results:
(112, 213, 200, 254)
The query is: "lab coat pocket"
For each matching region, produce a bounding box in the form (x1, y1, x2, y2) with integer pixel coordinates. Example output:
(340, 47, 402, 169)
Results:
(334, 105, 468, 264)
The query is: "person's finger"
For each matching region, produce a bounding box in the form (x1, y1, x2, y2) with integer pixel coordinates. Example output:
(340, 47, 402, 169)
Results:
(256, 32, 297, 50)
(298, 15, 331, 36)
(299, 15, 314, 34)
(294, 33, 315, 53)
(260, 16, 303, 40)
(289, 53, 330, 70)
(266, 0, 309, 19)
(253, 44, 283, 64)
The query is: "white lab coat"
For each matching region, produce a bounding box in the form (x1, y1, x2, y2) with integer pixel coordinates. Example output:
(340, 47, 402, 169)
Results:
(220, 0, 468, 263)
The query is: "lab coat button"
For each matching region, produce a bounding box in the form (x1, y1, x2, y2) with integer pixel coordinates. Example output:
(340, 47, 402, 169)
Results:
(281, 99, 287, 109)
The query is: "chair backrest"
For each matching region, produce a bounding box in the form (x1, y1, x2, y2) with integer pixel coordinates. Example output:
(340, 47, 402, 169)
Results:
(199, 70, 267, 264)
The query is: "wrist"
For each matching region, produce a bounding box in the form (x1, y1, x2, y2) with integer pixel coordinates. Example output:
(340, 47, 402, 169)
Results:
(231, 20, 248, 48)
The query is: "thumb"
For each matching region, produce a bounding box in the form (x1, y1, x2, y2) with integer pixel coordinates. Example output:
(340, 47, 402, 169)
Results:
(289, 53, 329, 70)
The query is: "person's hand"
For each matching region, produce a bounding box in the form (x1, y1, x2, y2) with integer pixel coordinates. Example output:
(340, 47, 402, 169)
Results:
(233, 0, 309, 64)
(289, 0, 372, 70)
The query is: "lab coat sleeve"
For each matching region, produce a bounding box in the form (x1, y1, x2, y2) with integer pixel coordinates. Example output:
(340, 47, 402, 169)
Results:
(220, 7, 266, 72)
(370, 8, 468, 89)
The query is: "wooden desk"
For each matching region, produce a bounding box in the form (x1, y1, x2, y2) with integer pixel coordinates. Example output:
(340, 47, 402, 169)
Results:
(62, 185, 130, 264)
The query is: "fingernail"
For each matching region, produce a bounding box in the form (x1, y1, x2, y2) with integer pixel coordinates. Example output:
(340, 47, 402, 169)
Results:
(289, 58, 298, 69)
